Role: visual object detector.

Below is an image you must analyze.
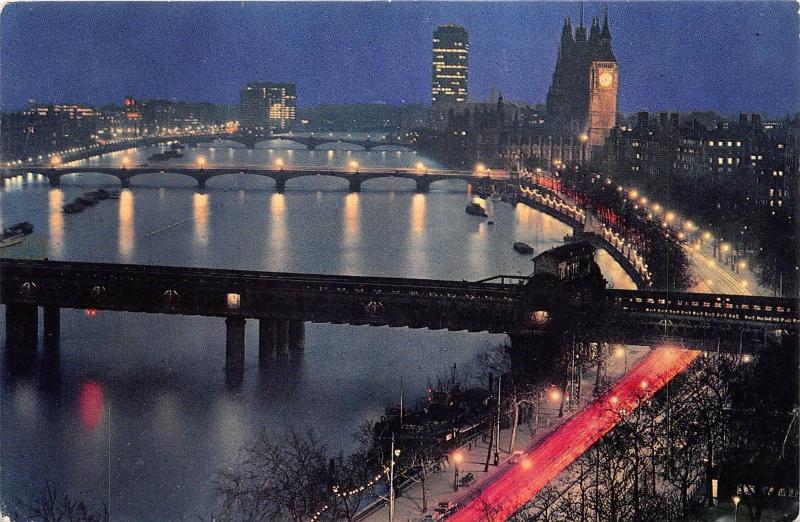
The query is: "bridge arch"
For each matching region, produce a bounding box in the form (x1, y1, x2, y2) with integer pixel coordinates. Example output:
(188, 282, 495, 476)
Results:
(428, 177, 473, 192)
(128, 171, 199, 187)
(359, 175, 418, 192)
(370, 145, 412, 152)
(254, 138, 308, 149)
(315, 141, 367, 151)
(204, 172, 276, 190)
(58, 171, 123, 186)
(284, 173, 351, 191)
(201, 138, 247, 149)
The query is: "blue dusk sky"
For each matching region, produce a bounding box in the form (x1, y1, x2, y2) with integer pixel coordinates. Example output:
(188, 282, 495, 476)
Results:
(1, 1, 798, 115)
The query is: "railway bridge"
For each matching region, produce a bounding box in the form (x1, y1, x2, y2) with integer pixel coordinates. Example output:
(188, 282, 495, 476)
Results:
(2, 256, 796, 384)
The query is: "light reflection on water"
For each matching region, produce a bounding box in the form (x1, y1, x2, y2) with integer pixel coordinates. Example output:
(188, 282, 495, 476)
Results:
(0, 143, 636, 520)
(48, 189, 64, 258)
(118, 189, 134, 261)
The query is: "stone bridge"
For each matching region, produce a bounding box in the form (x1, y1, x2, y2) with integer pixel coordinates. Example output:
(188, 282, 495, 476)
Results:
(183, 132, 414, 151)
(0, 165, 494, 192)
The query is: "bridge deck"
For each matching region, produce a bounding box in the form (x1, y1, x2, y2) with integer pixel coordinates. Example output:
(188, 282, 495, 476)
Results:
(0, 258, 522, 333)
(1, 259, 796, 338)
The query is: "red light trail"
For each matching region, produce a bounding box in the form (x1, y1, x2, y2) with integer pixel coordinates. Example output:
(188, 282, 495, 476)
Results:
(448, 346, 700, 522)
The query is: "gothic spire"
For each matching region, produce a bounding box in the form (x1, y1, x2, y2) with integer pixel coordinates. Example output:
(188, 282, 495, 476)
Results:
(601, 4, 612, 39)
(589, 16, 600, 43)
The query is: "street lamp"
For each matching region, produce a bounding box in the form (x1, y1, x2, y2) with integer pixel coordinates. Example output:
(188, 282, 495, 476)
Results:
(389, 434, 401, 522)
(415, 161, 426, 174)
(475, 162, 486, 174)
(614, 345, 628, 372)
(349, 160, 359, 172)
(274, 158, 284, 170)
(732, 495, 741, 522)
(122, 157, 130, 169)
(196, 156, 206, 169)
(452, 450, 463, 491)
(51, 156, 62, 166)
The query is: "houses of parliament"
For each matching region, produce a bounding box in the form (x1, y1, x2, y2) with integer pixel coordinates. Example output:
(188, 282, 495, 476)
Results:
(423, 6, 619, 169)
(547, 7, 618, 150)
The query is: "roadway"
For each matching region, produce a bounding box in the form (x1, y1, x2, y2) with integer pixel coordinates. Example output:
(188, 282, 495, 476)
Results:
(685, 244, 761, 296)
(447, 346, 700, 521)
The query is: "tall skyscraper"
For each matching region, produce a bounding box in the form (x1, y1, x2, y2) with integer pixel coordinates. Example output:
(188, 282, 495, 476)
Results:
(546, 7, 618, 149)
(239, 82, 297, 130)
(431, 24, 469, 107)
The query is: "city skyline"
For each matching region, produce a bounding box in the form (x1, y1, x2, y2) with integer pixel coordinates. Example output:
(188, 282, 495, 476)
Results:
(1, 2, 798, 115)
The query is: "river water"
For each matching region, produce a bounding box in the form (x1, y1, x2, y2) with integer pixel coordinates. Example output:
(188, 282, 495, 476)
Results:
(0, 138, 634, 519)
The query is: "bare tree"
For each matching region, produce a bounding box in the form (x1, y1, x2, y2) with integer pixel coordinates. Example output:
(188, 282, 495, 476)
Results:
(14, 483, 108, 522)
(213, 430, 330, 521)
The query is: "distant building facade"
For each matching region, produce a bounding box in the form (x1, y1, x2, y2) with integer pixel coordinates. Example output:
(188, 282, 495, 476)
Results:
(430, 24, 469, 131)
(240, 82, 297, 131)
(431, 24, 469, 106)
(1, 104, 99, 161)
(607, 111, 799, 214)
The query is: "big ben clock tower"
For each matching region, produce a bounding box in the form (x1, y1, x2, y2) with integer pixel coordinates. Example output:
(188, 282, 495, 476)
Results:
(587, 10, 617, 150)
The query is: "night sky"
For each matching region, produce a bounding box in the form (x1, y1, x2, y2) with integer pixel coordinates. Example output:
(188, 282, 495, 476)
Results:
(1, 2, 798, 115)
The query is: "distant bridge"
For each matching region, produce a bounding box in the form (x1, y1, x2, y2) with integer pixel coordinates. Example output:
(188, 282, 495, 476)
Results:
(2, 258, 796, 383)
(183, 132, 415, 151)
(0, 165, 496, 192)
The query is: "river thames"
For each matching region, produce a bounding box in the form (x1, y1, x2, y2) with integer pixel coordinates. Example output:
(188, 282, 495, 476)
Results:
(0, 139, 634, 519)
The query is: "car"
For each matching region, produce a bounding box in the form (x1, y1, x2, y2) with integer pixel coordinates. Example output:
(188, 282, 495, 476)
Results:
(509, 450, 525, 464)
(435, 501, 457, 515)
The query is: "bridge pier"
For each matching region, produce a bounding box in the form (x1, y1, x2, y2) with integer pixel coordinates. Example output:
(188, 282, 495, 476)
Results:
(43, 305, 60, 347)
(275, 179, 286, 193)
(349, 179, 362, 193)
(245, 142, 256, 150)
(275, 319, 290, 356)
(198, 178, 207, 190)
(48, 176, 60, 188)
(415, 178, 430, 193)
(120, 178, 131, 189)
(5, 302, 38, 352)
(288, 320, 305, 351)
(225, 316, 246, 385)
(258, 318, 277, 364)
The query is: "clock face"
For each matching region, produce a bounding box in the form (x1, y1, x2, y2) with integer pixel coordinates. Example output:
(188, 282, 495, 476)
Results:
(599, 72, 614, 88)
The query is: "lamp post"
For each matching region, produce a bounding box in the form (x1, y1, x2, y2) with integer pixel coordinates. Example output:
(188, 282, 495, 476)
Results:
(732, 495, 740, 522)
(452, 450, 463, 491)
(579, 133, 589, 164)
(389, 434, 400, 522)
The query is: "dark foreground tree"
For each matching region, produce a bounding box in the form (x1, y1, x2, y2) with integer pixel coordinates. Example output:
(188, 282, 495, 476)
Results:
(13, 483, 108, 522)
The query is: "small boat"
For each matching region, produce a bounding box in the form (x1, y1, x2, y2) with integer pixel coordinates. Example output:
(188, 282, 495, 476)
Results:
(466, 202, 488, 217)
(170, 141, 185, 150)
(0, 233, 25, 248)
(147, 150, 183, 162)
(3, 221, 33, 237)
(75, 196, 96, 207)
(84, 189, 109, 202)
(63, 201, 85, 213)
(513, 242, 534, 255)
(487, 221, 495, 225)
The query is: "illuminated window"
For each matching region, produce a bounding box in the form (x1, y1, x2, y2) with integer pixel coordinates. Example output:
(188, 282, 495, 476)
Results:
(226, 293, 241, 310)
